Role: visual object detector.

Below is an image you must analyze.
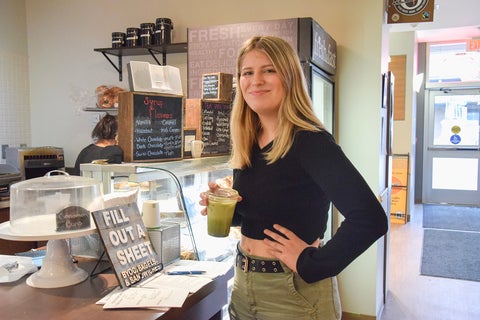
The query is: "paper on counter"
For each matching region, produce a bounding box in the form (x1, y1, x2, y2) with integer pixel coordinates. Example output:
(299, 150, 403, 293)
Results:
(141, 274, 212, 293)
(96, 287, 122, 305)
(102, 286, 189, 309)
(96, 259, 232, 310)
(0, 255, 38, 283)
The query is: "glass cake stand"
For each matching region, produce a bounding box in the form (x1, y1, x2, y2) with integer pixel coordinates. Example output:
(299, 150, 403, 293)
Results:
(0, 219, 96, 288)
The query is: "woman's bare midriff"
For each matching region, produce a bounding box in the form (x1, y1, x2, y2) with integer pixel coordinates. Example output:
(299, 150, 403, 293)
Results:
(239, 235, 276, 258)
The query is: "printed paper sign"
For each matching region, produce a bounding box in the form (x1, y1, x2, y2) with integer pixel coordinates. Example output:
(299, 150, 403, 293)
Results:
(92, 203, 163, 287)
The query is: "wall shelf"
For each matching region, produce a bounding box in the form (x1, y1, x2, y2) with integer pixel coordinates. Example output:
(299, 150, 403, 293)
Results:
(83, 107, 118, 114)
(94, 42, 188, 81)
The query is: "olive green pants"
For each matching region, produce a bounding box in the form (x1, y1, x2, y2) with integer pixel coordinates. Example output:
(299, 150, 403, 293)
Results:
(229, 252, 341, 320)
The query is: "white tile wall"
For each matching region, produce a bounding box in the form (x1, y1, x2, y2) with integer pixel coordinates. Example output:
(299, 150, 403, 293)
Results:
(0, 50, 31, 162)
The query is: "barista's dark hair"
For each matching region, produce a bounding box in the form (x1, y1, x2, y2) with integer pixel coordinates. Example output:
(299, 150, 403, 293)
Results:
(91, 114, 118, 141)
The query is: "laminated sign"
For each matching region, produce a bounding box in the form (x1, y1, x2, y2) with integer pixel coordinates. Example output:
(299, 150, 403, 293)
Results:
(92, 203, 163, 288)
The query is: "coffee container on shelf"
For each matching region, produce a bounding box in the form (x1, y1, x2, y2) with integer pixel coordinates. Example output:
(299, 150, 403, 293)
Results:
(154, 18, 173, 45)
(111, 32, 125, 48)
(126, 27, 140, 47)
(139, 22, 155, 46)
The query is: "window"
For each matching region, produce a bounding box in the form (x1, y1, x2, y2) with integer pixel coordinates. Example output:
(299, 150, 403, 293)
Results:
(426, 41, 480, 88)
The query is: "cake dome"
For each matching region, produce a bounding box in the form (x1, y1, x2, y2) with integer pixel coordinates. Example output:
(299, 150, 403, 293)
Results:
(9, 171, 104, 236)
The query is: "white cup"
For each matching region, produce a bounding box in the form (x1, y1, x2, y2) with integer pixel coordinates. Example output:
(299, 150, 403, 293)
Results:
(191, 140, 204, 158)
(141, 200, 161, 228)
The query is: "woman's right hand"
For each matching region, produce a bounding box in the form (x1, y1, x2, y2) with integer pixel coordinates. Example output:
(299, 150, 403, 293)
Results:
(199, 181, 220, 216)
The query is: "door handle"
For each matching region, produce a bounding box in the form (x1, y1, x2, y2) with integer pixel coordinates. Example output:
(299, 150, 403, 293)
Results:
(427, 147, 480, 151)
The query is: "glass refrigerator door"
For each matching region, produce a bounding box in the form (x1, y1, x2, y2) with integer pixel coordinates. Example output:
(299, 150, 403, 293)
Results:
(310, 65, 335, 242)
(311, 65, 334, 134)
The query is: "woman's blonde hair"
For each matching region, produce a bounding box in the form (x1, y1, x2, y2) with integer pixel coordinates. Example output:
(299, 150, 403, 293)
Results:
(230, 36, 325, 169)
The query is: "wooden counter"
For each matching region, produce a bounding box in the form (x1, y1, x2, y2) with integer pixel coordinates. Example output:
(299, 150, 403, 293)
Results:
(0, 259, 233, 320)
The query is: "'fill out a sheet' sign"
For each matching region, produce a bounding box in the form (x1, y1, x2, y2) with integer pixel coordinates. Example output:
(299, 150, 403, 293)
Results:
(92, 203, 162, 287)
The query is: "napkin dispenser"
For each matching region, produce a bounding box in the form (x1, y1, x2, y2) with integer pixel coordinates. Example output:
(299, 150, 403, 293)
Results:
(147, 221, 180, 266)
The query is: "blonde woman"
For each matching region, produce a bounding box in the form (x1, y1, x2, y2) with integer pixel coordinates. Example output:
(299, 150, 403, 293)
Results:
(200, 36, 388, 320)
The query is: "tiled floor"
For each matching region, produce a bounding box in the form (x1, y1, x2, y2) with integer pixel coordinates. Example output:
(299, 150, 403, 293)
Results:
(381, 204, 480, 320)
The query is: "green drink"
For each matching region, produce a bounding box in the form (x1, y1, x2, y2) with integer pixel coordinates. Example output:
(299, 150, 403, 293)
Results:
(207, 188, 238, 237)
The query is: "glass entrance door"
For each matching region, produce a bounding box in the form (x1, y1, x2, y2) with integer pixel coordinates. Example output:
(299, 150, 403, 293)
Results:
(423, 89, 480, 205)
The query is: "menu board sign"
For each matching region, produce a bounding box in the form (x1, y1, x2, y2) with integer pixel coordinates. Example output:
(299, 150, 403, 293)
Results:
(92, 203, 163, 288)
(118, 92, 183, 162)
(202, 74, 221, 100)
(201, 101, 232, 156)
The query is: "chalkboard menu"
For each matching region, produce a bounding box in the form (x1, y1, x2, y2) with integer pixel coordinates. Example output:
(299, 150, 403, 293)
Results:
(201, 73, 233, 101)
(201, 101, 232, 156)
(118, 92, 184, 162)
(202, 74, 220, 100)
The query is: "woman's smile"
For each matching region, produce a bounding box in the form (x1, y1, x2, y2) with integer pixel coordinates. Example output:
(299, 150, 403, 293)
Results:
(239, 49, 284, 116)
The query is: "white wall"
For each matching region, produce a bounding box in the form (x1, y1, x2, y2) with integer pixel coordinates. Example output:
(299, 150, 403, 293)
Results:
(14, 0, 386, 316)
(389, 31, 417, 215)
(390, 32, 416, 155)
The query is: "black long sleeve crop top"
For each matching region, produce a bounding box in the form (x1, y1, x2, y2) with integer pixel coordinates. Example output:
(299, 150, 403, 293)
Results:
(232, 130, 388, 283)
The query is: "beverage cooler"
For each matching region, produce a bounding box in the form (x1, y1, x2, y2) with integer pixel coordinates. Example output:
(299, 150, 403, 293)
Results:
(297, 17, 336, 134)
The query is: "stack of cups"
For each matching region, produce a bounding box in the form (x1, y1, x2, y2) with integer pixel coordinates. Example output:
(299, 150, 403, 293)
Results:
(141, 200, 161, 228)
(191, 140, 204, 158)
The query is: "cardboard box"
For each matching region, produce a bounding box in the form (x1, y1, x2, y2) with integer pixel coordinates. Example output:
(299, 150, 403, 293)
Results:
(392, 155, 409, 187)
(391, 186, 407, 224)
(201, 72, 233, 101)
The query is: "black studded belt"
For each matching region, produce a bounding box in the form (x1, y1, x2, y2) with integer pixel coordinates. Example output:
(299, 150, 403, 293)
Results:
(236, 251, 284, 273)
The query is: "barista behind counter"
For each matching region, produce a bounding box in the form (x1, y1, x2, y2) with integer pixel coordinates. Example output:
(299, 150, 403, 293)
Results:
(73, 114, 123, 176)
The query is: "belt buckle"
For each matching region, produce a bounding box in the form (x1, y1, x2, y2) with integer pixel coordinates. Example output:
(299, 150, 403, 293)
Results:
(242, 255, 249, 272)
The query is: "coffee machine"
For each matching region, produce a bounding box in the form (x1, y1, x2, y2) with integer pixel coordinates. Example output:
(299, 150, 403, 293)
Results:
(6, 146, 65, 180)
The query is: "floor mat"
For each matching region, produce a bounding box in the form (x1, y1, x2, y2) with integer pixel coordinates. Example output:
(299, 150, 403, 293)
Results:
(421, 228, 480, 282)
(423, 204, 480, 232)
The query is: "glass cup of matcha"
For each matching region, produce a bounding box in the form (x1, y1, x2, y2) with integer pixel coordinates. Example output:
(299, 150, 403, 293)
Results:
(206, 188, 239, 237)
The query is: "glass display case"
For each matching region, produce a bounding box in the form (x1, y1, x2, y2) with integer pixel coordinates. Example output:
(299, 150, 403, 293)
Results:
(80, 156, 239, 262)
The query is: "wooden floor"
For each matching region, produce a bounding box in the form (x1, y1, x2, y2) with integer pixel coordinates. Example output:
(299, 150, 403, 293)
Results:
(380, 204, 480, 320)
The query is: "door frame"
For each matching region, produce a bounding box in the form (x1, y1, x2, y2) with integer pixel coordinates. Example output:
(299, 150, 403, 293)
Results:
(422, 88, 480, 205)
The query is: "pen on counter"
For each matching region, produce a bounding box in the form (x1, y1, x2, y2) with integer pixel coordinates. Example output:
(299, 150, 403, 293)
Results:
(166, 270, 206, 275)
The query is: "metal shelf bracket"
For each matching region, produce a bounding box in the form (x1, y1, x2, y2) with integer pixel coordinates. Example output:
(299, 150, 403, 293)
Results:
(101, 52, 123, 81)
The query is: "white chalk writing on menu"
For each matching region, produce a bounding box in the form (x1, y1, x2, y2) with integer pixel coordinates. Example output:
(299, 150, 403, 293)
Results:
(132, 94, 182, 160)
(201, 101, 232, 155)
